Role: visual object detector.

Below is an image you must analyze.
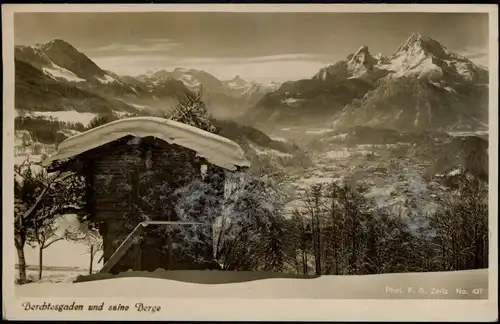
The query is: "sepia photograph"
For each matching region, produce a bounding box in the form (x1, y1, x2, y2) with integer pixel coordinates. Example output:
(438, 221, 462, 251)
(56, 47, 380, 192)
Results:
(2, 4, 498, 321)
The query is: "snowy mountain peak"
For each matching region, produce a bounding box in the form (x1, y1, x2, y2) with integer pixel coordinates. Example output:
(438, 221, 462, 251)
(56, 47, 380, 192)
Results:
(16, 38, 122, 86)
(41, 39, 79, 53)
(348, 45, 375, 62)
(394, 33, 448, 60)
(47, 39, 73, 46)
(174, 67, 192, 73)
(409, 32, 426, 41)
(374, 53, 386, 61)
(376, 33, 488, 83)
(231, 75, 244, 82)
(398, 33, 429, 48)
(346, 45, 378, 78)
(227, 75, 249, 87)
(353, 45, 370, 56)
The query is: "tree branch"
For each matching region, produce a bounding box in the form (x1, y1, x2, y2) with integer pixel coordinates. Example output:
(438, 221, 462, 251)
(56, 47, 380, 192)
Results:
(15, 172, 74, 224)
(43, 237, 65, 249)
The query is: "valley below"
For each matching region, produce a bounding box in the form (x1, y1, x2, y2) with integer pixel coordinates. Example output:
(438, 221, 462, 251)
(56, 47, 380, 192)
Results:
(266, 126, 489, 218)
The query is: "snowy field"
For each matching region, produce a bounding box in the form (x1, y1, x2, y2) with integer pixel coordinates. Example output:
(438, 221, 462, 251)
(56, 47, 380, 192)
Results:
(247, 143, 293, 158)
(305, 128, 335, 135)
(16, 110, 98, 126)
(42, 65, 86, 83)
(16, 266, 90, 284)
(15, 269, 488, 299)
(447, 130, 489, 137)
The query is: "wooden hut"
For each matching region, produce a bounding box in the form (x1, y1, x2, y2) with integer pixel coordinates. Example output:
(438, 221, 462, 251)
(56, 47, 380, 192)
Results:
(43, 117, 249, 274)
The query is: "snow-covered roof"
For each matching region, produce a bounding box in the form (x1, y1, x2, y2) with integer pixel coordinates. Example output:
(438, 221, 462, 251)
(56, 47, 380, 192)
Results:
(43, 117, 250, 171)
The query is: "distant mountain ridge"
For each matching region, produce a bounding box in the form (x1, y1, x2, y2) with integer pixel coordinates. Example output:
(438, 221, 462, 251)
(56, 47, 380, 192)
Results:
(136, 69, 280, 119)
(16, 39, 131, 88)
(249, 33, 489, 132)
(15, 40, 201, 116)
(15, 59, 138, 114)
(14, 39, 279, 119)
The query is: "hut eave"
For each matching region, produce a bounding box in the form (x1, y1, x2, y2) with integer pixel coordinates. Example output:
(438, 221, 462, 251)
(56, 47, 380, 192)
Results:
(42, 117, 250, 171)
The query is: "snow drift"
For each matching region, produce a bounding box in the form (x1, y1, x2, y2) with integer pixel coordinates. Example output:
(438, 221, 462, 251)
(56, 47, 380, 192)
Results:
(43, 117, 250, 171)
(16, 269, 488, 299)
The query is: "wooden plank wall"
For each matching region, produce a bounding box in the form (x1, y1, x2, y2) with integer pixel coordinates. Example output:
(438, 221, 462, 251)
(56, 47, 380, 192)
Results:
(89, 137, 229, 272)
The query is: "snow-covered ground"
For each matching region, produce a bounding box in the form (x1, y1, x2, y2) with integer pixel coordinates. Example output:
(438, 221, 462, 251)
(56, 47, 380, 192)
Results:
(305, 128, 335, 135)
(42, 65, 86, 83)
(16, 267, 91, 284)
(247, 143, 293, 158)
(15, 269, 488, 299)
(269, 136, 287, 142)
(179, 74, 201, 90)
(274, 126, 334, 136)
(296, 176, 343, 188)
(14, 211, 486, 295)
(20, 241, 101, 270)
(115, 98, 151, 111)
(96, 74, 117, 84)
(447, 130, 489, 137)
(12, 215, 103, 271)
(17, 110, 98, 126)
(323, 148, 373, 160)
(281, 98, 302, 105)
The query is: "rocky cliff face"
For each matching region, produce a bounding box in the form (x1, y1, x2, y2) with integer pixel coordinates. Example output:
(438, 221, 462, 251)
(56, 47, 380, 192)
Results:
(249, 33, 488, 132)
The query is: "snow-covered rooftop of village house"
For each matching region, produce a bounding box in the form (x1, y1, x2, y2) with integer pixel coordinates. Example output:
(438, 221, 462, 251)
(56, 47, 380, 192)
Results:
(42, 117, 250, 171)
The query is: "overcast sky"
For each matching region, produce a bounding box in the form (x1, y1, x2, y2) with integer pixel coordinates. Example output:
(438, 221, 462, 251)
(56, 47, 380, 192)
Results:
(14, 12, 489, 82)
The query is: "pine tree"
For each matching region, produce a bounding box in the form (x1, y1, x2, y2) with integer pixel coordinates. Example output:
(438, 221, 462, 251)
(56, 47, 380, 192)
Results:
(169, 87, 220, 134)
(86, 114, 119, 130)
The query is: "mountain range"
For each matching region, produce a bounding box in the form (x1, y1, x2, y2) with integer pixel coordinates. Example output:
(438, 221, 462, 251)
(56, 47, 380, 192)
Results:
(249, 33, 489, 132)
(135, 69, 280, 118)
(14, 33, 489, 136)
(14, 39, 300, 166)
(14, 39, 279, 120)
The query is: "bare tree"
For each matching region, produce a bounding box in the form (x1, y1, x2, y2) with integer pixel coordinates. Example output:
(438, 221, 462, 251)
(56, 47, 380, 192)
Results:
(14, 158, 86, 283)
(14, 160, 70, 284)
(301, 183, 324, 275)
(321, 182, 343, 275)
(287, 208, 312, 275)
(429, 175, 488, 271)
(28, 213, 66, 280)
(66, 224, 103, 274)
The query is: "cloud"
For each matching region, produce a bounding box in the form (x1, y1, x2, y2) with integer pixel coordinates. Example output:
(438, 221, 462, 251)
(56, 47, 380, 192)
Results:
(92, 54, 330, 83)
(455, 48, 489, 68)
(464, 52, 488, 59)
(156, 53, 329, 65)
(455, 44, 488, 60)
(89, 38, 180, 56)
(236, 54, 328, 63)
(141, 38, 177, 44)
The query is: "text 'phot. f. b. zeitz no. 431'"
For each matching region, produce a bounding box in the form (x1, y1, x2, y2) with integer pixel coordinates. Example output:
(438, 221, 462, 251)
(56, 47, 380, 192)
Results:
(4, 5, 498, 322)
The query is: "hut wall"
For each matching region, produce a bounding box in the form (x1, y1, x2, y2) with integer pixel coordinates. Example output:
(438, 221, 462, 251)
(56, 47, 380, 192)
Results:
(91, 140, 144, 270)
(89, 137, 225, 272)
